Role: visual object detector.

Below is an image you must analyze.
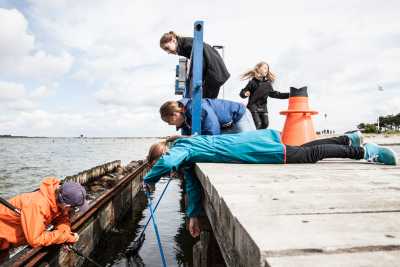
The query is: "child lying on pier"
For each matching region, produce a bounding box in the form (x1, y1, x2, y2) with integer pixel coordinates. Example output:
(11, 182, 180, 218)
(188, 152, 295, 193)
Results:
(143, 130, 397, 237)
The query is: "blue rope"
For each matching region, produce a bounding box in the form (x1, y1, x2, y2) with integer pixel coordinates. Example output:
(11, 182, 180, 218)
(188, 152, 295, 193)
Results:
(128, 178, 172, 257)
(145, 189, 168, 267)
(141, 178, 172, 235)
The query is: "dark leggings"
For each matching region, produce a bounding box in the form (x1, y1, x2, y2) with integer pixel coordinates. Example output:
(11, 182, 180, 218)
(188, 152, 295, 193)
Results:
(251, 112, 269, 129)
(286, 136, 365, 163)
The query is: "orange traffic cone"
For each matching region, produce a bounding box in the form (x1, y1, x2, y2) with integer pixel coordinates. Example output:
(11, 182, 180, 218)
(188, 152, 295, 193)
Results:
(280, 87, 318, 146)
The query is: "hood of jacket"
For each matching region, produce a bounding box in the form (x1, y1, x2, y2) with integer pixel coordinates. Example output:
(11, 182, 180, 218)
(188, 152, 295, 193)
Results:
(39, 177, 61, 214)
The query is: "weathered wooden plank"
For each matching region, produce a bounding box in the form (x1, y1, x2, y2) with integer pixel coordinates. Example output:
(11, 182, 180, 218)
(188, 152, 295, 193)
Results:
(65, 160, 121, 184)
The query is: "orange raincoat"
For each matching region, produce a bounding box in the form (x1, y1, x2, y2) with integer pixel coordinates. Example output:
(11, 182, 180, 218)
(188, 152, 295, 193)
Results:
(0, 178, 77, 250)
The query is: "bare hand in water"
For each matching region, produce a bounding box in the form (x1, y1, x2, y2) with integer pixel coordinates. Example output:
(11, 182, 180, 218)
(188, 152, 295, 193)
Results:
(189, 217, 201, 238)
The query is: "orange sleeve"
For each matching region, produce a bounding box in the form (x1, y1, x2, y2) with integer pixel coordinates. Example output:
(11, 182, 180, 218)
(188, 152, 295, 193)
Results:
(53, 213, 72, 232)
(20, 204, 76, 247)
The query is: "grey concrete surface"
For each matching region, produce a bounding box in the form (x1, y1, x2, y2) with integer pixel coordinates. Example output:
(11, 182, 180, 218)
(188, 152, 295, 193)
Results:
(195, 159, 400, 267)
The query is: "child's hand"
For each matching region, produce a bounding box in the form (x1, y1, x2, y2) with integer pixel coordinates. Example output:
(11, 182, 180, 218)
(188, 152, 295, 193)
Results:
(166, 135, 191, 142)
(166, 135, 182, 142)
(72, 233, 79, 242)
(244, 91, 251, 97)
(189, 217, 201, 238)
(66, 232, 79, 244)
(142, 182, 150, 192)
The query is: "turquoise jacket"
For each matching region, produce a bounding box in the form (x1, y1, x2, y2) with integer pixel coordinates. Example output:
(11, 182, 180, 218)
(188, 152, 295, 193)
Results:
(144, 129, 285, 217)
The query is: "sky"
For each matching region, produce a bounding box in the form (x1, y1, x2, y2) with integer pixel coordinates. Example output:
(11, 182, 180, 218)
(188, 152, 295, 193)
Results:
(0, 0, 399, 137)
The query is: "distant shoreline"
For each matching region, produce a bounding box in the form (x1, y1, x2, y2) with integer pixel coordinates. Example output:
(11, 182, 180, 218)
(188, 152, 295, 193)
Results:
(0, 135, 164, 139)
(0, 135, 31, 138)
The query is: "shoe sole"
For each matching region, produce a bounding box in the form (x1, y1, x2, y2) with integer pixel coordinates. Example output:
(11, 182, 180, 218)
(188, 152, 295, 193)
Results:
(386, 147, 398, 165)
(364, 143, 398, 165)
(376, 146, 398, 165)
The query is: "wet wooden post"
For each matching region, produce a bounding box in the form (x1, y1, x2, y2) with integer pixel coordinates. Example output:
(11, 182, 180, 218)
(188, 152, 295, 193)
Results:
(193, 230, 226, 267)
(193, 231, 210, 267)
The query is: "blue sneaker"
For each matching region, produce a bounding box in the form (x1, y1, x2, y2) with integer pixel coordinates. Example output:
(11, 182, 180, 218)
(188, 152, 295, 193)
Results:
(345, 130, 363, 147)
(364, 143, 398, 165)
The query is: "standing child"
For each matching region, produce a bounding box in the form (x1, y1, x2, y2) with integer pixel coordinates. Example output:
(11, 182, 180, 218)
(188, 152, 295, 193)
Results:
(160, 31, 230, 99)
(239, 62, 289, 129)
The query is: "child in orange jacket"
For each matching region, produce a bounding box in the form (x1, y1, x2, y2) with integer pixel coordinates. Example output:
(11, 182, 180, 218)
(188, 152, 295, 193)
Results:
(0, 178, 88, 253)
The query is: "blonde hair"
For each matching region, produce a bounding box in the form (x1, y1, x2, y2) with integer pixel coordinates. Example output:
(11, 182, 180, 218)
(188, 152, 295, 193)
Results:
(159, 100, 184, 120)
(160, 31, 179, 48)
(240, 61, 276, 82)
(147, 141, 168, 165)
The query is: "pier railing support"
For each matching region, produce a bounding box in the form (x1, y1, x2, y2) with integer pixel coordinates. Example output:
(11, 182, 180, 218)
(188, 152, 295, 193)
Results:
(191, 21, 204, 135)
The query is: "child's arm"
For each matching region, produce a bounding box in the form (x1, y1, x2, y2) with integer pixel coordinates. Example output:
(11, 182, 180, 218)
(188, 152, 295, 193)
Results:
(53, 213, 72, 232)
(166, 135, 191, 143)
(20, 204, 77, 247)
(144, 146, 190, 184)
(268, 87, 289, 99)
(182, 165, 203, 218)
(201, 106, 221, 135)
(239, 80, 255, 98)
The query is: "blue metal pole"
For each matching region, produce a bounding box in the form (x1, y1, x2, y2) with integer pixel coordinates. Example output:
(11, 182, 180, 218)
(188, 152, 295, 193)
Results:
(175, 64, 180, 95)
(191, 21, 204, 135)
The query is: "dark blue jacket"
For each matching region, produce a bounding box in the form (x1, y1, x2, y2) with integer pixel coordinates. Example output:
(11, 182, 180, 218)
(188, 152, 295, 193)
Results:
(178, 98, 246, 135)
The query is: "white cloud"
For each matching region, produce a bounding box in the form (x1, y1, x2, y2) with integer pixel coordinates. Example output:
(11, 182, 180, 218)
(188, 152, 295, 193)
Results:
(30, 85, 53, 99)
(1, 0, 399, 136)
(0, 81, 53, 111)
(0, 8, 34, 60)
(0, 8, 74, 81)
(0, 81, 26, 101)
(15, 51, 74, 81)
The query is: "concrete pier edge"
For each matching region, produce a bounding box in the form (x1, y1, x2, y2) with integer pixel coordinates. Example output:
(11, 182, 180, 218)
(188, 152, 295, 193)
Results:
(194, 159, 400, 267)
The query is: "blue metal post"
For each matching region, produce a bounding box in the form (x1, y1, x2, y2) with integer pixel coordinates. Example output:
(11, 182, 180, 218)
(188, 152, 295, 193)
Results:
(191, 21, 204, 135)
(175, 64, 180, 94)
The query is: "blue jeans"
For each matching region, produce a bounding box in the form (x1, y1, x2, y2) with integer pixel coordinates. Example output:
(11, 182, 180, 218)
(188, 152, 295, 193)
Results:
(222, 109, 256, 134)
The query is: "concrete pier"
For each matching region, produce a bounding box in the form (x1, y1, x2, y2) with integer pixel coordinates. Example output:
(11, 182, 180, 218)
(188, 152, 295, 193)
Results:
(194, 159, 400, 267)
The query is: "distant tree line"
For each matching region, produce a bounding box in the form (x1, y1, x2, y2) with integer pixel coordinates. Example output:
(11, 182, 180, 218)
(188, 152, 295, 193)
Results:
(357, 113, 400, 133)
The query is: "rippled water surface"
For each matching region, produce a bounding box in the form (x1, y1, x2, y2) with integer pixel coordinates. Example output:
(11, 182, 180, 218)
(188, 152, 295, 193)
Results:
(0, 137, 158, 198)
(0, 137, 196, 266)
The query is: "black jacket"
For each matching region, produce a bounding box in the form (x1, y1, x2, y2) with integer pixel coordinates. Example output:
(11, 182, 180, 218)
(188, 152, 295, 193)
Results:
(239, 78, 289, 112)
(177, 37, 230, 98)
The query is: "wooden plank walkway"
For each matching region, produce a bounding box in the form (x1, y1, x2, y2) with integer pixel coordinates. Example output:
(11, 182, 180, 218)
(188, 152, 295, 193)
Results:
(195, 159, 400, 267)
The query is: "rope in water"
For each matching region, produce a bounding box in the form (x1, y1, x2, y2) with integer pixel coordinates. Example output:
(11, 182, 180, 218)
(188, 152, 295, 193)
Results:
(145, 187, 168, 267)
(140, 178, 172, 238)
(125, 178, 172, 257)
